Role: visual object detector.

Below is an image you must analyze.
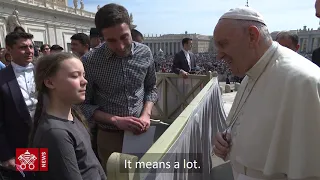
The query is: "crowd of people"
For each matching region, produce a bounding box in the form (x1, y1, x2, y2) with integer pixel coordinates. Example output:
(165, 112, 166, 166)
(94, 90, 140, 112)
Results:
(155, 53, 231, 75)
(0, 26, 94, 70)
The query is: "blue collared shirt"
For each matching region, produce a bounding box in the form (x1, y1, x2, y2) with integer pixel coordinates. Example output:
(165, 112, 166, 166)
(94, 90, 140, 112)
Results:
(0, 62, 5, 70)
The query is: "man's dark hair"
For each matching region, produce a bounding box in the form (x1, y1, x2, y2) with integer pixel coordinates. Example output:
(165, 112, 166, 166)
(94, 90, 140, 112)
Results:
(13, 26, 26, 33)
(71, 33, 90, 49)
(5, 32, 34, 47)
(95, 3, 131, 33)
(40, 44, 50, 51)
(90, 28, 100, 38)
(34, 45, 40, 57)
(50, 44, 63, 51)
(131, 29, 143, 41)
(182, 38, 192, 46)
(275, 31, 299, 46)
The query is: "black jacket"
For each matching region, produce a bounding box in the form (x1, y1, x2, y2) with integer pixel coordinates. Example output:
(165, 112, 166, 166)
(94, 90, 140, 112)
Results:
(312, 47, 320, 67)
(171, 50, 196, 74)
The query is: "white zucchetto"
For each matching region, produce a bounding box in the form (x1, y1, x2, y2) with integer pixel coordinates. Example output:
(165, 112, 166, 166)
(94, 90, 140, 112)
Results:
(219, 7, 266, 25)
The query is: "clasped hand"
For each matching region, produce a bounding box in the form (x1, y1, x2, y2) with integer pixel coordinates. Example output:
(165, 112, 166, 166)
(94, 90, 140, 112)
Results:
(1, 158, 15, 170)
(213, 132, 231, 160)
(114, 116, 150, 135)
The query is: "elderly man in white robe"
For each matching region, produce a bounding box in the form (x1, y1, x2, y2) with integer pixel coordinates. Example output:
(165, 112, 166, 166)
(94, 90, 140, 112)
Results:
(213, 7, 320, 180)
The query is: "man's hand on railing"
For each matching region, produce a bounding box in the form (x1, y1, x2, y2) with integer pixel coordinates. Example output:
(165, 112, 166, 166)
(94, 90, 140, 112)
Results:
(179, 70, 189, 78)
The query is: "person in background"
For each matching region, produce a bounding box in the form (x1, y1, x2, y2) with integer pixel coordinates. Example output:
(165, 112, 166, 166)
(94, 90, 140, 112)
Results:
(213, 7, 320, 180)
(13, 26, 40, 61)
(82, 29, 103, 62)
(315, 0, 320, 18)
(313, 0, 320, 67)
(80, 3, 157, 172)
(131, 29, 144, 43)
(50, 44, 64, 54)
(34, 45, 40, 58)
(71, 33, 90, 58)
(0, 32, 36, 180)
(131, 29, 160, 71)
(0, 61, 4, 70)
(90, 28, 102, 49)
(32, 45, 40, 64)
(226, 75, 230, 84)
(0, 48, 6, 70)
(30, 53, 106, 180)
(312, 47, 320, 67)
(275, 31, 300, 52)
(40, 44, 51, 56)
(171, 37, 196, 78)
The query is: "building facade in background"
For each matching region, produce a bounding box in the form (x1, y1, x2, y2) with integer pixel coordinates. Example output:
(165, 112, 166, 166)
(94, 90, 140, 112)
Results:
(0, 0, 95, 52)
(144, 26, 320, 56)
(143, 32, 214, 56)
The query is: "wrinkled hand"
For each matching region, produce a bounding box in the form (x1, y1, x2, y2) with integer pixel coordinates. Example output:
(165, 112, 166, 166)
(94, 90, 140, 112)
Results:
(139, 115, 151, 133)
(114, 116, 144, 134)
(1, 158, 15, 170)
(180, 70, 189, 78)
(213, 132, 231, 160)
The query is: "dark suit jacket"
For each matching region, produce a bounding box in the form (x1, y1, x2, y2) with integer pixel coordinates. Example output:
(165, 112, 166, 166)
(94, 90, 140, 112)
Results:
(171, 50, 196, 74)
(312, 47, 320, 67)
(0, 65, 32, 162)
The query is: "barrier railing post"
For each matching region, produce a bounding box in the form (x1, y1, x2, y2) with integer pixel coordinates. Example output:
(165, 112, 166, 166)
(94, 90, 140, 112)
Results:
(107, 152, 139, 180)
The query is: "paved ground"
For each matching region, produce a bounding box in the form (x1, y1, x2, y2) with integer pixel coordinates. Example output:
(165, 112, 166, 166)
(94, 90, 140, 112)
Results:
(219, 82, 237, 118)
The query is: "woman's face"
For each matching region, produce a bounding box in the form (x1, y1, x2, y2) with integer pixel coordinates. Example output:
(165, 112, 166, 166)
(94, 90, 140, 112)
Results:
(46, 58, 87, 105)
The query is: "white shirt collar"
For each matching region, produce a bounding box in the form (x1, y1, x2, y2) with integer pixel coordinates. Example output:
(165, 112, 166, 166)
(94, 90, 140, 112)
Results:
(182, 48, 189, 54)
(11, 61, 34, 73)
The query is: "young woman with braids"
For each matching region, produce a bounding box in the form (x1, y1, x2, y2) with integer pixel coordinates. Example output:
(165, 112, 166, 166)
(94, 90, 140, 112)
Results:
(30, 53, 106, 180)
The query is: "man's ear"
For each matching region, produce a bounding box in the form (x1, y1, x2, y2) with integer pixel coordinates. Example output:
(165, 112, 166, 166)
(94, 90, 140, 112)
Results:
(248, 26, 260, 47)
(5, 45, 12, 53)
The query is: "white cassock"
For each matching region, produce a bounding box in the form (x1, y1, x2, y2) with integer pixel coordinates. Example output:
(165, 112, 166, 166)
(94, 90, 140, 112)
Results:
(227, 42, 320, 180)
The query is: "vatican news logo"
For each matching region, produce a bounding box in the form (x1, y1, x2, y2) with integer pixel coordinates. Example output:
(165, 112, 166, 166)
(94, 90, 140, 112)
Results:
(15, 148, 48, 172)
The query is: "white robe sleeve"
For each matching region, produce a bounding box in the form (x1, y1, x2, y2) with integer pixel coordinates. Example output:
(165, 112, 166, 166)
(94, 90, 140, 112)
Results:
(263, 74, 320, 179)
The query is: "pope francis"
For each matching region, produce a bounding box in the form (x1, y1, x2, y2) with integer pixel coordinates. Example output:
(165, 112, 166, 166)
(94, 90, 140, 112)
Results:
(213, 7, 320, 180)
